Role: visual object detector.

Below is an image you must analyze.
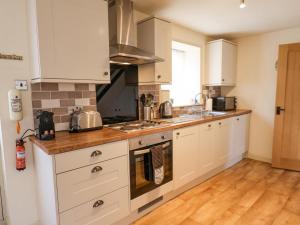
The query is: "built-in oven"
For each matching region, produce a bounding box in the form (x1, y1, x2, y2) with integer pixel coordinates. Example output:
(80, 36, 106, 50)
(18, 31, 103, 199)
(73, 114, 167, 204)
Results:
(129, 131, 173, 200)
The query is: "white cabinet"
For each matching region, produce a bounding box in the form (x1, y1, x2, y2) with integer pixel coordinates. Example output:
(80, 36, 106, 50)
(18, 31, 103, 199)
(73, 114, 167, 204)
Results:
(28, 0, 110, 84)
(214, 119, 231, 166)
(173, 125, 199, 189)
(137, 17, 172, 84)
(231, 114, 250, 159)
(33, 140, 129, 225)
(205, 39, 237, 86)
(198, 122, 215, 175)
(60, 187, 129, 225)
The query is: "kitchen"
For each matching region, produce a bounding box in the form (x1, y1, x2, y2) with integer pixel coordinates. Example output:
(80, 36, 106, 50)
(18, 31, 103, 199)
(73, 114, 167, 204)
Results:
(0, 0, 300, 225)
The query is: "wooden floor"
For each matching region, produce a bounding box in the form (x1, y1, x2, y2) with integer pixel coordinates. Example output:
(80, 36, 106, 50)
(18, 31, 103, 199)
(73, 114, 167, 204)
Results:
(133, 159, 300, 225)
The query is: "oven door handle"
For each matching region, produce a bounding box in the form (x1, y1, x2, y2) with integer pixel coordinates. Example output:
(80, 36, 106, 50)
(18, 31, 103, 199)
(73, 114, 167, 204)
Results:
(134, 149, 150, 156)
(133, 142, 171, 156)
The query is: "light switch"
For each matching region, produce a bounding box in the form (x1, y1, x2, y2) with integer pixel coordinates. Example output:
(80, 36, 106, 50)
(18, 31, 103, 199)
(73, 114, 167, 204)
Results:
(15, 80, 28, 90)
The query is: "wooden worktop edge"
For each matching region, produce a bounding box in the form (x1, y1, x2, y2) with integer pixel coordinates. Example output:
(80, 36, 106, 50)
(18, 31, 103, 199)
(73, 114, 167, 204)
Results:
(30, 110, 251, 155)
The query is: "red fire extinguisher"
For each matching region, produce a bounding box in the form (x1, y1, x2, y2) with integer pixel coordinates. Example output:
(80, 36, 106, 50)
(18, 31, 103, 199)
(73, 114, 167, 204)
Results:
(16, 139, 26, 171)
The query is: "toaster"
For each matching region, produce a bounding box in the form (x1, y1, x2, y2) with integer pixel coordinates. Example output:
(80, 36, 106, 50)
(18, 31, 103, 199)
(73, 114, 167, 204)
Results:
(69, 109, 103, 132)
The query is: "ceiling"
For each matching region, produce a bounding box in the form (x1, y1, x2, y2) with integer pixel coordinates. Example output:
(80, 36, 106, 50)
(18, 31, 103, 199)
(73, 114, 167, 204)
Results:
(133, 0, 300, 38)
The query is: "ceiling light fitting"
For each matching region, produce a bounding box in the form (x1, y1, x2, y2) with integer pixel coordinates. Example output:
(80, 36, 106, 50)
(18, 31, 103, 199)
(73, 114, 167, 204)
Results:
(240, 0, 246, 8)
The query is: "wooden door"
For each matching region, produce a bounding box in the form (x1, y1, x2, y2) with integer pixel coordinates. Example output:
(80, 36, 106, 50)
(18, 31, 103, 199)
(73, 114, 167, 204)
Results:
(272, 43, 300, 171)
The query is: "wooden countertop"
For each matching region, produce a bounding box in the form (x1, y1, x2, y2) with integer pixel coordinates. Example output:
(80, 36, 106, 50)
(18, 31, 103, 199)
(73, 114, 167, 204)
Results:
(30, 109, 251, 155)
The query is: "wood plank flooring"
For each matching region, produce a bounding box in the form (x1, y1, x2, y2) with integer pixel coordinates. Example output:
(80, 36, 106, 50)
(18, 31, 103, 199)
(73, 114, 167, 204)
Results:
(133, 159, 300, 225)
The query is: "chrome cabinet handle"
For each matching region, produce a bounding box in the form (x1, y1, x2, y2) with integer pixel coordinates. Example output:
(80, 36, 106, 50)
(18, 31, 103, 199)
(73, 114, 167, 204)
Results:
(91, 150, 102, 158)
(91, 166, 102, 173)
(237, 118, 240, 121)
(93, 200, 104, 208)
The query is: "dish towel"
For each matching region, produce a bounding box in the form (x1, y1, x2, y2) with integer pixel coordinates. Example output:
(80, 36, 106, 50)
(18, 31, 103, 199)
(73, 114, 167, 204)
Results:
(151, 145, 164, 185)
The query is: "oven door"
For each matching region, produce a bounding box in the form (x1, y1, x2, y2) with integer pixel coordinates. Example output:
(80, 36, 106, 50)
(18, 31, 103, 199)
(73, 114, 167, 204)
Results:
(129, 141, 173, 200)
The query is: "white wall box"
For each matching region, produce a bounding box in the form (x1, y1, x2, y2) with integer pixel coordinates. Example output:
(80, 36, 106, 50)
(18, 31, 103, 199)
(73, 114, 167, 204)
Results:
(205, 39, 237, 86)
(137, 17, 172, 84)
(33, 140, 129, 225)
(28, 0, 110, 84)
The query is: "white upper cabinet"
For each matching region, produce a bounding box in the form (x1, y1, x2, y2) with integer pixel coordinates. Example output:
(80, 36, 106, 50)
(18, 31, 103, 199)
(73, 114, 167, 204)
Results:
(137, 17, 172, 84)
(205, 39, 237, 86)
(28, 0, 110, 84)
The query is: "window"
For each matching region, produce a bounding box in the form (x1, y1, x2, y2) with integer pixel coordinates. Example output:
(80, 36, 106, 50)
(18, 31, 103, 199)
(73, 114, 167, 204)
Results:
(162, 41, 201, 107)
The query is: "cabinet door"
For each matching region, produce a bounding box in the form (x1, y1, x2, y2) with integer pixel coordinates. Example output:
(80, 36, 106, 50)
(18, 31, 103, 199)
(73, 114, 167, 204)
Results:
(137, 18, 172, 84)
(38, 0, 110, 82)
(154, 19, 172, 84)
(60, 187, 129, 225)
(221, 41, 237, 85)
(205, 40, 237, 86)
(198, 122, 215, 175)
(205, 41, 222, 85)
(173, 125, 199, 189)
(214, 119, 231, 166)
(232, 114, 250, 158)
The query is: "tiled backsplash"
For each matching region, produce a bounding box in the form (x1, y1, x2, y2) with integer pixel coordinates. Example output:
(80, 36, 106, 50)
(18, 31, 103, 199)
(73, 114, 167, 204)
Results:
(31, 83, 96, 131)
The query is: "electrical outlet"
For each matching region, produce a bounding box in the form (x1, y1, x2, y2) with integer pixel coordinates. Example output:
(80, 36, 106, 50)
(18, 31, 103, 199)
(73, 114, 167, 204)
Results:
(15, 80, 28, 90)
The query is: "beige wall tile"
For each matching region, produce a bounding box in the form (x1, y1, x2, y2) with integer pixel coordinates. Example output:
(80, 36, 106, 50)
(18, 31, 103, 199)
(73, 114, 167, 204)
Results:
(60, 99, 75, 107)
(75, 83, 89, 91)
(75, 98, 90, 106)
(32, 92, 50, 100)
(58, 83, 75, 91)
(41, 83, 59, 91)
(41, 99, 60, 108)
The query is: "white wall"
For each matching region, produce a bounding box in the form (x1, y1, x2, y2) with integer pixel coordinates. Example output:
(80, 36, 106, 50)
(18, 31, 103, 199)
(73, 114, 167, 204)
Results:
(224, 26, 300, 162)
(0, 0, 39, 225)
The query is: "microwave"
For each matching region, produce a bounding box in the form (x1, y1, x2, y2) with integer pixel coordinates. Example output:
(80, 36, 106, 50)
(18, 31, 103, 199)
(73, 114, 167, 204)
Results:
(212, 97, 237, 111)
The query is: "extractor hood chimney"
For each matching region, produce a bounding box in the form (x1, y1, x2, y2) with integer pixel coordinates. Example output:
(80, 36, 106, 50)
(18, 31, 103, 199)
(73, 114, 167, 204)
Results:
(108, 0, 164, 65)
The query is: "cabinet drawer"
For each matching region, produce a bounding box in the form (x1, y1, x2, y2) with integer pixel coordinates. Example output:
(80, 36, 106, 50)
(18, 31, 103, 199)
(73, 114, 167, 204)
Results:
(57, 156, 128, 212)
(60, 186, 129, 225)
(55, 140, 128, 173)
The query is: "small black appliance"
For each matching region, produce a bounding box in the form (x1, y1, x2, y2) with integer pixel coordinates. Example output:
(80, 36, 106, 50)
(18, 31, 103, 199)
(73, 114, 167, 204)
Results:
(35, 111, 55, 140)
(212, 96, 237, 111)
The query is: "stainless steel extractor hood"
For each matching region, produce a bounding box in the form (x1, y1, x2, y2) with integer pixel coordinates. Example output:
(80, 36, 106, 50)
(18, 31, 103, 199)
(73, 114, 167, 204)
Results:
(108, 0, 164, 65)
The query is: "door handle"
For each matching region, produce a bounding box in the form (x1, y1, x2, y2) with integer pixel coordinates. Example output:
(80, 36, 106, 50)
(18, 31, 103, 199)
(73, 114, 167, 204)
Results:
(276, 106, 285, 115)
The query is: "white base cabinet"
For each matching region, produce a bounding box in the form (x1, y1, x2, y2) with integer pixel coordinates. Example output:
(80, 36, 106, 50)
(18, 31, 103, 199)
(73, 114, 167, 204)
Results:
(173, 114, 250, 190)
(173, 125, 200, 189)
(33, 140, 129, 225)
(60, 187, 129, 225)
(231, 114, 250, 159)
